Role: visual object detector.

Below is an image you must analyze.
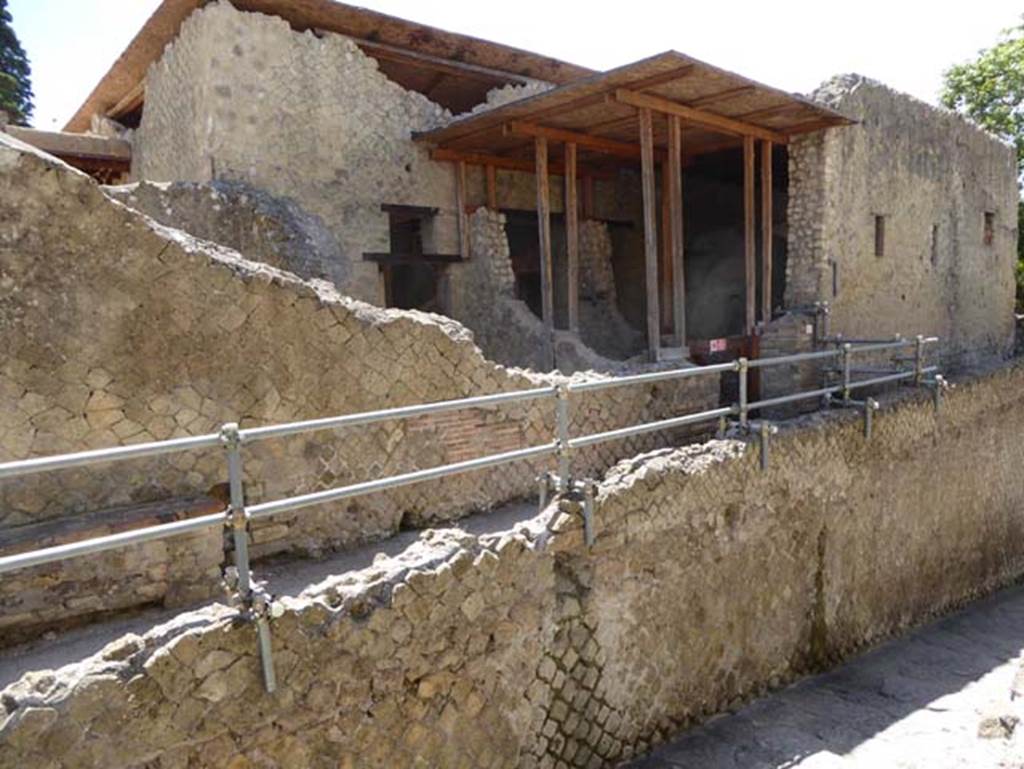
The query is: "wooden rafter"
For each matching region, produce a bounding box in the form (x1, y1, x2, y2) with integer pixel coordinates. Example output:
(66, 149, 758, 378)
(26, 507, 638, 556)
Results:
(687, 86, 756, 108)
(615, 89, 787, 144)
(504, 121, 659, 160)
(430, 148, 612, 179)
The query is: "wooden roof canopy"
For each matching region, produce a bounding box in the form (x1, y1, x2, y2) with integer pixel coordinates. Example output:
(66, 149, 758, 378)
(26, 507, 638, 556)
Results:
(65, 0, 594, 132)
(416, 51, 855, 170)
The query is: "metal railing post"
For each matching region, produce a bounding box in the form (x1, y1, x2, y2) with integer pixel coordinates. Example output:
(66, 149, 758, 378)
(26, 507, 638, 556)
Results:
(914, 335, 925, 385)
(219, 422, 277, 694)
(737, 358, 749, 428)
(555, 383, 571, 494)
(841, 343, 852, 403)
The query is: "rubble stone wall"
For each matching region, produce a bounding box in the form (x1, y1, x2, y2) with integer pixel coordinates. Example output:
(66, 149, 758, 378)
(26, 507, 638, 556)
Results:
(787, 76, 1018, 367)
(0, 135, 717, 640)
(3, 359, 1023, 768)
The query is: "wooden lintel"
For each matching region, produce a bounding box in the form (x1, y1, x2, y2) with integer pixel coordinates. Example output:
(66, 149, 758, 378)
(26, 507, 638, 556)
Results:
(616, 89, 788, 144)
(668, 115, 686, 346)
(535, 136, 555, 339)
(381, 203, 439, 217)
(565, 142, 579, 333)
(639, 106, 660, 361)
(4, 126, 132, 163)
(363, 252, 462, 264)
(743, 136, 756, 334)
(761, 140, 773, 325)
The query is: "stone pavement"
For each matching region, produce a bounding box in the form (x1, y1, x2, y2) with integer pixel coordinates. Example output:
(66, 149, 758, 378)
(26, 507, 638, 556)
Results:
(627, 585, 1024, 769)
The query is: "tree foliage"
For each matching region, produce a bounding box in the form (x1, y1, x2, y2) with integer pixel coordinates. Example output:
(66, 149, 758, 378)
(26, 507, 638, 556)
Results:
(942, 21, 1024, 305)
(0, 0, 33, 125)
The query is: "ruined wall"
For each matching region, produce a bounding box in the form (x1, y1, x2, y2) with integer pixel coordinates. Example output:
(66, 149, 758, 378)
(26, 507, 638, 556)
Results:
(4, 359, 1024, 768)
(0, 135, 717, 638)
(576, 220, 644, 359)
(787, 76, 1018, 366)
(105, 180, 347, 287)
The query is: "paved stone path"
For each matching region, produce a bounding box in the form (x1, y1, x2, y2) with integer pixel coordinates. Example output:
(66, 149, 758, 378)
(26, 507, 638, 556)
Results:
(628, 585, 1024, 769)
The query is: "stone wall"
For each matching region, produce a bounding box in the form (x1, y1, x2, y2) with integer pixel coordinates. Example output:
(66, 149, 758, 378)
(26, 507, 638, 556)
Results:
(3, 357, 1024, 768)
(786, 75, 1018, 367)
(105, 180, 347, 288)
(0, 134, 717, 639)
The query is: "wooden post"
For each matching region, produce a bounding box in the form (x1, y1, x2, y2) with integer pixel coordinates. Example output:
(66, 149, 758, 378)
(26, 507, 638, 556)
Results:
(760, 140, 773, 325)
(455, 160, 470, 259)
(535, 136, 555, 340)
(659, 156, 673, 333)
(743, 135, 756, 335)
(565, 142, 579, 333)
(485, 164, 497, 211)
(668, 115, 686, 347)
(639, 107, 660, 361)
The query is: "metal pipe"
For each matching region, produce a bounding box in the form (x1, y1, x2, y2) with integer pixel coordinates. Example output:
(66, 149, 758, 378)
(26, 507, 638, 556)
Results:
(248, 441, 559, 520)
(0, 432, 221, 480)
(256, 617, 277, 693)
(568, 361, 736, 394)
(848, 367, 937, 391)
(0, 511, 225, 575)
(747, 349, 839, 369)
(240, 386, 556, 444)
(748, 385, 842, 412)
(568, 406, 734, 450)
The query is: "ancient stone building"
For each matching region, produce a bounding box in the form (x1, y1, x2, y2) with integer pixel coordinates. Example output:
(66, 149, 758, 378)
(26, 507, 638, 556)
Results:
(8, 0, 1015, 373)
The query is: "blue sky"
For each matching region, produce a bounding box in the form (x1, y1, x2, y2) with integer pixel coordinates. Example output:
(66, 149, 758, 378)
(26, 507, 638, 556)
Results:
(9, 0, 1023, 130)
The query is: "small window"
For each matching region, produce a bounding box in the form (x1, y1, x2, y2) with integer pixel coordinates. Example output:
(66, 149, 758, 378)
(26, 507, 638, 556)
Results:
(874, 215, 885, 257)
(984, 212, 995, 246)
(930, 224, 939, 266)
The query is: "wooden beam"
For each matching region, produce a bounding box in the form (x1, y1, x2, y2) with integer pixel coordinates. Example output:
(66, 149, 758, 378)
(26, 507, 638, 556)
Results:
(455, 160, 470, 259)
(505, 121, 651, 160)
(430, 148, 612, 180)
(639, 107, 660, 361)
(485, 164, 497, 210)
(535, 136, 555, 339)
(107, 79, 146, 120)
(616, 89, 788, 144)
(743, 136, 756, 334)
(345, 33, 541, 87)
(4, 126, 132, 162)
(687, 86, 757, 109)
(565, 142, 579, 333)
(668, 115, 686, 346)
(761, 140, 773, 325)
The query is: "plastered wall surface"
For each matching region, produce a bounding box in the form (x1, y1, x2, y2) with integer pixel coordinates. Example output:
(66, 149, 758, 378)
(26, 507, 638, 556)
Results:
(786, 76, 1017, 366)
(0, 135, 717, 640)
(2, 356, 1023, 768)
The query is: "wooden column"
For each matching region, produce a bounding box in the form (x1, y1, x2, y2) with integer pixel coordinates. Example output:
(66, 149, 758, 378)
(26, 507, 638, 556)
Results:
(639, 107, 660, 361)
(565, 142, 579, 333)
(668, 114, 686, 347)
(743, 135, 756, 335)
(485, 164, 497, 210)
(455, 160, 470, 259)
(534, 136, 555, 337)
(760, 140, 773, 325)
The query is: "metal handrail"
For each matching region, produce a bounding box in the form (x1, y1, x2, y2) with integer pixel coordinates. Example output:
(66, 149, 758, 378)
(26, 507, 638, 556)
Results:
(0, 334, 940, 692)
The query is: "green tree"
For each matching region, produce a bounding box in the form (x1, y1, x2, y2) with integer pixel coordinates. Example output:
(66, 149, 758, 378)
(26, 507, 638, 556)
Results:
(0, 0, 33, 125)
(942, 21, 1024, 307)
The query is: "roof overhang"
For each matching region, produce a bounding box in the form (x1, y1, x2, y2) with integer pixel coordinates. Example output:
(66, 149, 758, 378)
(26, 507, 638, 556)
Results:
(65, 0, 594, 132)
(415, 51, 855, 169)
